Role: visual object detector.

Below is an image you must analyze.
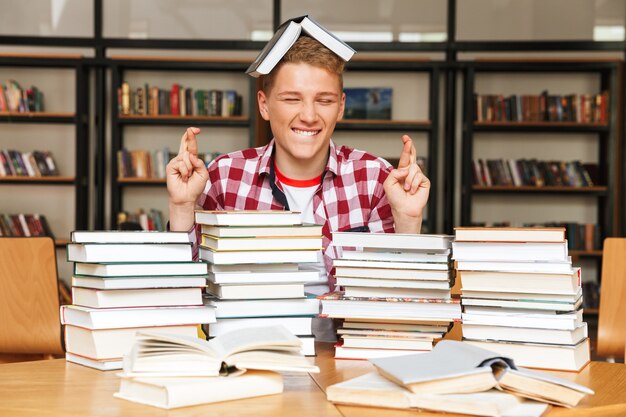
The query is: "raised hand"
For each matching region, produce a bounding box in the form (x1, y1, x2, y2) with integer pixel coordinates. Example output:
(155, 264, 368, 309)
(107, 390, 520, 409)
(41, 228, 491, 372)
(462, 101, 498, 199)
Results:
(383, 135, 430, 234)
(166, 127, 209, 230)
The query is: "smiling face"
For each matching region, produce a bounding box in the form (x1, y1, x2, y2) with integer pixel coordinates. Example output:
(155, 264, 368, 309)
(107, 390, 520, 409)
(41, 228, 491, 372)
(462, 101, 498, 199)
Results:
(257, 62, 345, 179)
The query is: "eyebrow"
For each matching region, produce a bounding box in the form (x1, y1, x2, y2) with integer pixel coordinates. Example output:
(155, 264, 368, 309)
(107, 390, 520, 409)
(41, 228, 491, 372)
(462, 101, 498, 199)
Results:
(276, 91, 339, 98)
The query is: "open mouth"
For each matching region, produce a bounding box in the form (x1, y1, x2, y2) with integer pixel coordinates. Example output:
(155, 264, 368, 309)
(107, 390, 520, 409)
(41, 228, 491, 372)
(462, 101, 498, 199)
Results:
(293, 128, 320, 137)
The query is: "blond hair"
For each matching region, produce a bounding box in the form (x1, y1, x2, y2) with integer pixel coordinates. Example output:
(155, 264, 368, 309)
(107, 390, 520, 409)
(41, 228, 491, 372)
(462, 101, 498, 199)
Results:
(261, 35, 345, 93)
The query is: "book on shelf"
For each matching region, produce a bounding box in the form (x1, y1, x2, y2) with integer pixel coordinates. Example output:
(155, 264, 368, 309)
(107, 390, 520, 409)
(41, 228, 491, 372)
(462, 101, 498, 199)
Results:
(246, 15, 355, 77)
(0, 213, 53, 238)
(0, 80, 44, 113)
(195, 210, 302, 226)
(123, 325, 319, 377)
(458, 268, 580, 295)
(71, 287, 203, 309)
(70, 230, 190, 243)
(370, 340, 592, 406)
(200, 234, 322, 251)
(200, 223, 322, 237)
(332, 232, 453, 251)
(206, 297, 320, 319)
(462, 322, 588, 346)
(116, 209, 166, 232)
(472, 158, 595, 187)
(206, 282, 305, 300)
(199, 247, 319, 265)
(327, 372, 549, 417)
(60, 304, 216, 329)
(115, 370, 283, 409)
(473, 91, 608, 123)
(462, 338, 591, 372)
(73, 261, 208, 277)
(71, 275, 207, 290)
(344, 87, 393, 120)
(64, 324, 198, 361)
(67, 242, 192, 263)
(0, 149, 58, 177)
(454, 227, 565, 243)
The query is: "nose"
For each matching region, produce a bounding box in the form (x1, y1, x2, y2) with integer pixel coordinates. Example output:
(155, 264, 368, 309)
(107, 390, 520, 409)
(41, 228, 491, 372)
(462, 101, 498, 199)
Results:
(299, 100, 318, 123)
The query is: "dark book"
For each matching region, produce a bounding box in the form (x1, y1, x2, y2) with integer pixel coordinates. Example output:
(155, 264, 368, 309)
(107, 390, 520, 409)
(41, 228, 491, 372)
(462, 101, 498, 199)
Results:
(246, 15, 355, 78)
(366, 88, 392, 120)
(343, 88, 368, 119)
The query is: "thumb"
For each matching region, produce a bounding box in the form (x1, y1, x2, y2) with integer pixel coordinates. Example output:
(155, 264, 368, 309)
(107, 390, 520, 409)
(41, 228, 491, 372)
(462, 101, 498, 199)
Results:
(386, 167, 409, 184)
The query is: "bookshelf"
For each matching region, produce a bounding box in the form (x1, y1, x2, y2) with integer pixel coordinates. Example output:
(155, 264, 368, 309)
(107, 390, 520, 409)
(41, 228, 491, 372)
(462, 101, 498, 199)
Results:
(109, 57, 260, 229)
(0, 54, 89, 249)
(334, 57, 441, 233)
(461, 59, 621, 313)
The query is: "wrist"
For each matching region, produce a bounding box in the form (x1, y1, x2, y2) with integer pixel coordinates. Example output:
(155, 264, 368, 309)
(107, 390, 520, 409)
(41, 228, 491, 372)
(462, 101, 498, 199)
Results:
(391, 210, 423, 234)
(169, 202, 196, 232)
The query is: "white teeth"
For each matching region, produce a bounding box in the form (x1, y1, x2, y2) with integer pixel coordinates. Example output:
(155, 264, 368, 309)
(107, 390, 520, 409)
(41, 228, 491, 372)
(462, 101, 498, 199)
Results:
(293, 129, 318, 136)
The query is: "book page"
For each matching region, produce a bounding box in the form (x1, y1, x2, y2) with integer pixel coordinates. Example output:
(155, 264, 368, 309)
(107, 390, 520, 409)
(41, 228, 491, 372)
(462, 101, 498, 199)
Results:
(211, 325, 301, 359)
(135, 331, 220, 358)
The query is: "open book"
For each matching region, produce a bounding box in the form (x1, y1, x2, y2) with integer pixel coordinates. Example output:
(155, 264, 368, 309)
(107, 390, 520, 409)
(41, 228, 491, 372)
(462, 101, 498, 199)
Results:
(370, 340, 593, 407)
(123, 325, 319, 377)
(245, 15, 355, 77)
(327, 371, 549, 417)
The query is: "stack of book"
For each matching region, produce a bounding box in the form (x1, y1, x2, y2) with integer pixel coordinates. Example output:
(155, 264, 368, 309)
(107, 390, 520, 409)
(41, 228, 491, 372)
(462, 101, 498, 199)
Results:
(321, 232, 461, 360)
(453, 227, 590, 371)
(197, 210, 323, 356)
(60, 230, 216, 370)
(327, 340, 593, 415)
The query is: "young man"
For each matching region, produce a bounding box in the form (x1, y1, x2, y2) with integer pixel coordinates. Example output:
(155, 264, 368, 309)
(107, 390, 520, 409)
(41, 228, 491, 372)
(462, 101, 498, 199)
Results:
(167, 36, 430, 294)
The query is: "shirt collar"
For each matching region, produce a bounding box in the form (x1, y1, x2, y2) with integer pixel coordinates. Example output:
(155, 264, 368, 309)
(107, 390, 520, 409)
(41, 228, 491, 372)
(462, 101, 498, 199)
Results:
(258, 138, 340, 177)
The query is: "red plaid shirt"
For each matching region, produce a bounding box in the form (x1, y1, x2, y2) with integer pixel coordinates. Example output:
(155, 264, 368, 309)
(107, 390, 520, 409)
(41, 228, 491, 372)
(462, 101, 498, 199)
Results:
(192, 139, 395, 289)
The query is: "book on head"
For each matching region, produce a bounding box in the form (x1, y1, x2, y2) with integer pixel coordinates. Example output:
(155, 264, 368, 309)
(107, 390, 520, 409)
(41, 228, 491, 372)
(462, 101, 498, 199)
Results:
(245, 15, 355, 78)
(370, 340, 593, 407)
(123, 325, 319, 377)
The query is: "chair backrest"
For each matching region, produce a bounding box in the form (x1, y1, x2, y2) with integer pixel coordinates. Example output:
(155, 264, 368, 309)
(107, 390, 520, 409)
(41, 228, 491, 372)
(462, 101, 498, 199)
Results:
(0, 237, 64, 355)
(597, 238, 626, 359)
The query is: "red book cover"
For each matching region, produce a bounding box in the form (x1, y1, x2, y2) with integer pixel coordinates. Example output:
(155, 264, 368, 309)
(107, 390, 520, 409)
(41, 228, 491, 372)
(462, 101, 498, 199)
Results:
(170, 84, 180, 116)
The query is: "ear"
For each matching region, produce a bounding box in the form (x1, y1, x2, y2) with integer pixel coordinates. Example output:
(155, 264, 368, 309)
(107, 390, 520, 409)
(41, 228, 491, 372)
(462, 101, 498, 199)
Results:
(337, 91, 346, 121)
(257, 90, 270, 121)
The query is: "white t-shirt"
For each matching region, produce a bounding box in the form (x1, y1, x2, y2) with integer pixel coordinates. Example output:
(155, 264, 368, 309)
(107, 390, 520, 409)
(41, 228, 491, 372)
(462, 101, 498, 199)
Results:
(277, 169, 329, 296)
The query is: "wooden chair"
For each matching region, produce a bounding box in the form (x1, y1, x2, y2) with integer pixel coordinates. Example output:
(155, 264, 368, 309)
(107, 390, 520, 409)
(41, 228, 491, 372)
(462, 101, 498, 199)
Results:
(596, 238, 626, 360)
(0, 237, 64, 362)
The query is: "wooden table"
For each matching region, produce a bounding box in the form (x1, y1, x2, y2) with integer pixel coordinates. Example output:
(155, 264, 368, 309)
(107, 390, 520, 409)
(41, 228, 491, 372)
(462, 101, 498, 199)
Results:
(1, 343, 625, 417)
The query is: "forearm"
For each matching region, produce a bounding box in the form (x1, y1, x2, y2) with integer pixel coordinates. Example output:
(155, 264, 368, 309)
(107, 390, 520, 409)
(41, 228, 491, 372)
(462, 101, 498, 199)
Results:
(168, 201, 196, 232)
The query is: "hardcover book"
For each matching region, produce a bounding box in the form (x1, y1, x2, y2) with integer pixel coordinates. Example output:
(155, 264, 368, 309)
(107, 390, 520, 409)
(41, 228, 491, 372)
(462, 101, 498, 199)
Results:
(122, 325, 319, 377)
(246, 15, 355, 77)
(370, 340, 593, 407)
